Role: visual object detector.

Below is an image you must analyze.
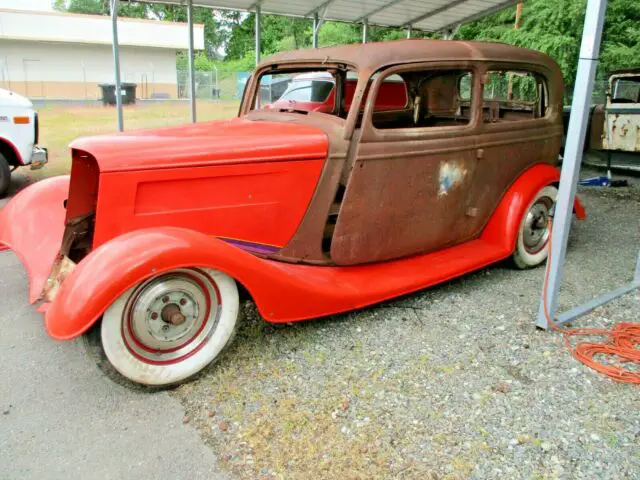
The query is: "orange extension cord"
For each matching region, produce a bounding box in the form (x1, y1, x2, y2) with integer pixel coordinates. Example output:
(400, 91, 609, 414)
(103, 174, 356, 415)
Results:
(543, 220, 640, 384)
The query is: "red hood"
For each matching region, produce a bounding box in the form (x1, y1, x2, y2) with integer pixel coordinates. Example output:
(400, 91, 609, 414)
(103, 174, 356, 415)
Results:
(70, 118, 328, 172)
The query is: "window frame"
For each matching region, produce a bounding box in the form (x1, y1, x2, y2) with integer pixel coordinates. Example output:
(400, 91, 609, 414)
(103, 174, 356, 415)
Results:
(479, 62, 555, 132)
(360, 61, 482, 143)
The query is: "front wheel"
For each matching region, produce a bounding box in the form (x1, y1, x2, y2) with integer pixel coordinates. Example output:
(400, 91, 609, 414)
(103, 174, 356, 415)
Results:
(0, 153, 11, 198)
(512, 185, 557, 269)
(87, 267, 241, 388)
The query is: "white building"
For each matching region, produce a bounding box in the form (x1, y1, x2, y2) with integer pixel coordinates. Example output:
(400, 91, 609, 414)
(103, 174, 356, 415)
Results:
(0, 4, 204, 100)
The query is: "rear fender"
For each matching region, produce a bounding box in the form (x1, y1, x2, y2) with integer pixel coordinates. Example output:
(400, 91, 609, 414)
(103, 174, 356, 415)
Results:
(45, 227, 315, 340)
(481, 164, 585, 252)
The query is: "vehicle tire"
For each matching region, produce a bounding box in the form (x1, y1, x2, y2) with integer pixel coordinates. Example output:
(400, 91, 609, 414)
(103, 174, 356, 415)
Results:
(85, 267, 241, 389)
(512, 185, 558, 269)
(0, 153, 11, 198)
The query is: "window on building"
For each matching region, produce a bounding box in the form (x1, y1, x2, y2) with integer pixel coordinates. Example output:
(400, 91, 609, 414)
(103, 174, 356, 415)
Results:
(483, 70, 547, 122)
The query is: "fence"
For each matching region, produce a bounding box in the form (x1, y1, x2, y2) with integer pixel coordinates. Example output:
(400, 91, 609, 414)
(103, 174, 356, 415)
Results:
(176, 68, 250, 101)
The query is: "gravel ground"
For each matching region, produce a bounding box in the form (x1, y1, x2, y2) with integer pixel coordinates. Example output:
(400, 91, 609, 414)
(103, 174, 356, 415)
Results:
(173, 175, 640, 480)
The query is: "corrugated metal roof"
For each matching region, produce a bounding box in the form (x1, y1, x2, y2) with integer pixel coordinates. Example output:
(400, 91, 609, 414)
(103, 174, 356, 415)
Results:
(140, 0, 521, 32)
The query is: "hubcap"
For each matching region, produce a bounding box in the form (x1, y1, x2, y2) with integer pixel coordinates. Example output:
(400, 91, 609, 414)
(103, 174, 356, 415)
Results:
(121, 269, 221, 365)
(523, 197, 553, 254)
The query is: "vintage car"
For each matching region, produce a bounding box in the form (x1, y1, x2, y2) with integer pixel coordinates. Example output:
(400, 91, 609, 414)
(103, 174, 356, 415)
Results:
(0, 40, 585, 387)
(564, 68, 640, 171)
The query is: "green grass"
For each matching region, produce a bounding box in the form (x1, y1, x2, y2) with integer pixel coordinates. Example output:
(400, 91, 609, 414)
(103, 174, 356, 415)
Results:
(31, 100, 240, 180)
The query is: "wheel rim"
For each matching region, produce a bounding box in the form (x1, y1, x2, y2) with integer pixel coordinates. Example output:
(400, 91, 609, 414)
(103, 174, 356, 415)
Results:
(121, 269, 221, 365)
(522, 196, 553, 255)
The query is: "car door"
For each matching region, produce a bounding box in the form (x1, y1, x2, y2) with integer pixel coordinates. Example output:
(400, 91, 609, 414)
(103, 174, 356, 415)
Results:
(461, 64, 563, 240)
(330, 63, 483, 265)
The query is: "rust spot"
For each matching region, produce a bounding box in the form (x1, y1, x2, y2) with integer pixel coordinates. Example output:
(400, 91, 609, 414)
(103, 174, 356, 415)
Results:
(161, 303, 186, 326)
(42, 256, 77, 303)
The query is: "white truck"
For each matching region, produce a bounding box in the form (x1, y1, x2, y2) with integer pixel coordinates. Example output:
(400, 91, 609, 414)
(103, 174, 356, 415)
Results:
(0, 88, 48, 197)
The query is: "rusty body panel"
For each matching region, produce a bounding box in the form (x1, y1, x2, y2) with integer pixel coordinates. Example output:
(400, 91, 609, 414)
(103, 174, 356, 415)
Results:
(574, 69, 640, 170)
(240, 41, 564, 265)
(602, 72, 640, 153)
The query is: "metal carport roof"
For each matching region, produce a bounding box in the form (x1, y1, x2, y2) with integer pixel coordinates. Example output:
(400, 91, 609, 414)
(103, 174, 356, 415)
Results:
(139, 0, 522, 32)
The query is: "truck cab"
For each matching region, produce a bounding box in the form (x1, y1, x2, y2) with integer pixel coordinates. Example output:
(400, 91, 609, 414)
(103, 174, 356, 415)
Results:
(0, 88, 48, 196)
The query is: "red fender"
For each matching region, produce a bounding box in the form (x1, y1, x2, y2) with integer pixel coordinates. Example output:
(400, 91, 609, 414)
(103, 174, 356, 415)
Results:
(481, 163, 584, 251)
(0, 176, 68, 302)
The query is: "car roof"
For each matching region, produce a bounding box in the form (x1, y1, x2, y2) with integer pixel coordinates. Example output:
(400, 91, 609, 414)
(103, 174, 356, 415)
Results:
(261, 39, 560, 74)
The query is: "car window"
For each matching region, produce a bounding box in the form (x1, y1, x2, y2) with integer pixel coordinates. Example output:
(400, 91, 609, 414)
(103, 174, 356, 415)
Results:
(611, 77, 640, 103)
(371, 69, 473, 130)
(483, 70, 547, 122)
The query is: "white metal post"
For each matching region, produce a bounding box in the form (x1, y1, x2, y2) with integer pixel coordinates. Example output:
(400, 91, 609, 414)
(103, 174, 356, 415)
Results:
(313, 12, 319, 48)
(362, 18, 369, 44)
(186, 0, 197, 123)
(255, 5, 261, 65)
(536, 0, 608, 329)
(406, 25, 412, 39)
(110, 0, 123, 131)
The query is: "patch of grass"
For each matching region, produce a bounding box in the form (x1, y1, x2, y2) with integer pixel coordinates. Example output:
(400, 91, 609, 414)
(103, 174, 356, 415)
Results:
(30, 100, 240, 180)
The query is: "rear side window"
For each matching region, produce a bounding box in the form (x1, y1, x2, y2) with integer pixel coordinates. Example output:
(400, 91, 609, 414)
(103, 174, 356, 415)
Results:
(483, 70, 548, 122)
(371, 69, 474, 130)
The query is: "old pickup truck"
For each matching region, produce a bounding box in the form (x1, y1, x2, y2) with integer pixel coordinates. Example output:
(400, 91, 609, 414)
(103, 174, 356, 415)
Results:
(0, 40, 584, 387)
(564, 68, 640, 171)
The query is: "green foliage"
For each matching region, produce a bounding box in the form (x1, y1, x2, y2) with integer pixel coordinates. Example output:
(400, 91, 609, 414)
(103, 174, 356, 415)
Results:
(458, 0, 640, 87)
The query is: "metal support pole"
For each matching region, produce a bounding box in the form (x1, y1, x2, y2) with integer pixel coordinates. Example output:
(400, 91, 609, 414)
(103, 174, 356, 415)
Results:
(312, 12, 319, 48)
(362, 18, 369, 44)
(186, 0, 196, 123)
(536, 0, 608, 329)
(406, 25, 412, 39)
(110, 0, 123, 131)
(255, 5, 261, 65)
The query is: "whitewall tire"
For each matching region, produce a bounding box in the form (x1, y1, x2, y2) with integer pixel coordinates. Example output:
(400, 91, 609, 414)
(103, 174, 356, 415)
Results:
(512, 185, 557, 269)
(91, 268, 240, 388)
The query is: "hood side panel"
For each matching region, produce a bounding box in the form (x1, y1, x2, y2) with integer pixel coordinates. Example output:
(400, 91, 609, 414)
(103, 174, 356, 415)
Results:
(92, 159, 325, 249)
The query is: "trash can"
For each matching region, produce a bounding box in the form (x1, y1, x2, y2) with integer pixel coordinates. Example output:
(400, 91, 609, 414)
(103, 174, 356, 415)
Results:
(99, 83, 137, 105)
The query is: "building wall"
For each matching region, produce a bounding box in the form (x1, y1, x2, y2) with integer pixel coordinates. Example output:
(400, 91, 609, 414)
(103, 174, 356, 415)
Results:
(0, 8, 205, 50)
(0, 40, 179, 99)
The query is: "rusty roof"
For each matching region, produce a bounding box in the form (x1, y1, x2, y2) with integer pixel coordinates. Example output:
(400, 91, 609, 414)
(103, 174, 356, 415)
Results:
(261, 39, 560, 73)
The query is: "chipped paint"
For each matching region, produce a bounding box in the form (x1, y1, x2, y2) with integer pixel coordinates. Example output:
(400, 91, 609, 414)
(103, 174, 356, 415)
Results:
(438, 161, 467, 196)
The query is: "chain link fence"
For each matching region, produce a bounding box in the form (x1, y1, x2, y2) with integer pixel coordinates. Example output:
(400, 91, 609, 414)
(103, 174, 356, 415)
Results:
(176, 68, 251, 101)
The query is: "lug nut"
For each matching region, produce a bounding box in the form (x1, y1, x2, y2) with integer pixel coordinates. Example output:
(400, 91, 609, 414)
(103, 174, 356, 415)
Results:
(180, 298, 187, 306)
(162, 295, 170, 303)
(151, 312, 158, 320)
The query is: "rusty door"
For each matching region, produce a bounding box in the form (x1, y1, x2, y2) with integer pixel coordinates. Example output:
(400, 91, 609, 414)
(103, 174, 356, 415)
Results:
(330, 65, 483, 265)
(459, 66, 563, 242)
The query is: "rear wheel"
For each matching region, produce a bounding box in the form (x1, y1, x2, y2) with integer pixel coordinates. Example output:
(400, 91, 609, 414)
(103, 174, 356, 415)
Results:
(0, 153, 11, 198)
(85, 268, 241, 388)
(512, 185, 557, 269)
